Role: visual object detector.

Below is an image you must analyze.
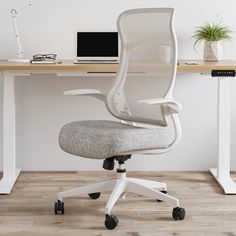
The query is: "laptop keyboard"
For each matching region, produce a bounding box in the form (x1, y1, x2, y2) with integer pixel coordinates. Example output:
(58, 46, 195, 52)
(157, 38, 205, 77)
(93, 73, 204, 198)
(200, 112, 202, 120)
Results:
(74, 60, 118, 64)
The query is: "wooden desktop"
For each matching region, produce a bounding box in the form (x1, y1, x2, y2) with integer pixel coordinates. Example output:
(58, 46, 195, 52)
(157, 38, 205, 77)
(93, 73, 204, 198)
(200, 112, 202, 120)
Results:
(1, 59, 236, 71)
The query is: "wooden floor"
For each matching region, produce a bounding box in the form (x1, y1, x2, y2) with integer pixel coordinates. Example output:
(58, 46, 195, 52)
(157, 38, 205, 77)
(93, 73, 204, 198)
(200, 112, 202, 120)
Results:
(0, 171, 236, 236)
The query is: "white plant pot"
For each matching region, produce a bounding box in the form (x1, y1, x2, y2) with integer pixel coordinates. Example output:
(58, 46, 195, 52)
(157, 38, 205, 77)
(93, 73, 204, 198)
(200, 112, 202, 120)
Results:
(204, 41, 223, 62)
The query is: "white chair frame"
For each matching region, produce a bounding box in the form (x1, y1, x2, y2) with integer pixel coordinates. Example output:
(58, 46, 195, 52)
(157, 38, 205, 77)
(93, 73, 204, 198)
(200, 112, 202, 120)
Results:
(56, 8, 185, 229)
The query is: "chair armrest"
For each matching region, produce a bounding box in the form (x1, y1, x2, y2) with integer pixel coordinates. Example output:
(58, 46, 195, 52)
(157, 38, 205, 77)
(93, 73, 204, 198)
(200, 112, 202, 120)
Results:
(63, 89, 106, 102)
(137, 98, 182, 113)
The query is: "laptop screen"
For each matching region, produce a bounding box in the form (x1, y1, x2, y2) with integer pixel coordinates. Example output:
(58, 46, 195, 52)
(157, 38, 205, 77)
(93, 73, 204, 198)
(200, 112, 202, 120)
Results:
(77, 32, 118, 58)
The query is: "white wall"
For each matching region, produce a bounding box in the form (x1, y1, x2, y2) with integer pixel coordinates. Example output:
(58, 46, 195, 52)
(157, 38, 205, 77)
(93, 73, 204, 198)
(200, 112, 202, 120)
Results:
(1, 0, 236, 171)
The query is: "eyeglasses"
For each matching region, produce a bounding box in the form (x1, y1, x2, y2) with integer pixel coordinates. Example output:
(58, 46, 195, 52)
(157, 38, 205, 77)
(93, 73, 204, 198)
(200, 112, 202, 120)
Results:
(33, 54, 57, 61)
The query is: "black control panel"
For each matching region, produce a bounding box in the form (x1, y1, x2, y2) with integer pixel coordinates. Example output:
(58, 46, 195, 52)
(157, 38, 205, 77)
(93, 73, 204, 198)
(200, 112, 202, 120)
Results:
(211, 70, 236, 77)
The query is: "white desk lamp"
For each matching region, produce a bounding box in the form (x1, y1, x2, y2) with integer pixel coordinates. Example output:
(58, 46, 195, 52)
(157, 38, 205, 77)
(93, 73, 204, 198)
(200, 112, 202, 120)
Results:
(9, 1, 34, 62)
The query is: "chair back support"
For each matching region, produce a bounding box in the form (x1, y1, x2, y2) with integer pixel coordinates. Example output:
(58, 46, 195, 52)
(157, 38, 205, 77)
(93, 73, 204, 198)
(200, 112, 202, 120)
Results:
(106, 8, 178, 126)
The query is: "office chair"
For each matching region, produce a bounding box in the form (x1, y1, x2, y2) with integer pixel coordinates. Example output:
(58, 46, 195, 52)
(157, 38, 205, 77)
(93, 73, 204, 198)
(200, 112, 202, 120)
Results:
(54, 8, 185, 230)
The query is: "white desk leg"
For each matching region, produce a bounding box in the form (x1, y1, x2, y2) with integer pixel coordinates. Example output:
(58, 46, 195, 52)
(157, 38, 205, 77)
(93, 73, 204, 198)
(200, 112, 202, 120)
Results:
(210, 77, 236, 194)
(0, 72, 21, 194)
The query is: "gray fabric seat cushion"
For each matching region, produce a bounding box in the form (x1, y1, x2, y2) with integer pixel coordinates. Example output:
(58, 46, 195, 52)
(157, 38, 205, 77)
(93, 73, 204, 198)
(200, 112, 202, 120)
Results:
(59, 120, 171, 160)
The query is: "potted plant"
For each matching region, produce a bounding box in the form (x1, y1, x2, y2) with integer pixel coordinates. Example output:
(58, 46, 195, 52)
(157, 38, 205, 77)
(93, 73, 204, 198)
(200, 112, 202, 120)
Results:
(192, 22, 232, 61)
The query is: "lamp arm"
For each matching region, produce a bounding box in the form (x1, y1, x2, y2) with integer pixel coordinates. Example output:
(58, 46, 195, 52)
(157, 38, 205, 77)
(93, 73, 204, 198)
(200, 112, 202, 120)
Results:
(10, 1, 33, 60)
(11, 9, 23, 59)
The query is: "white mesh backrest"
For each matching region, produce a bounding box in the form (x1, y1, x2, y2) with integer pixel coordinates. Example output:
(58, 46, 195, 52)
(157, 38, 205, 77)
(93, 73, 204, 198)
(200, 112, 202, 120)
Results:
(106, 8, 178, 126)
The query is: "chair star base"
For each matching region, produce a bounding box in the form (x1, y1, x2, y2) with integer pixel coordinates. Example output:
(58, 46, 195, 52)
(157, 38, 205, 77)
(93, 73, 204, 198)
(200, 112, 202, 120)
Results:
(56, 168, 184, 229)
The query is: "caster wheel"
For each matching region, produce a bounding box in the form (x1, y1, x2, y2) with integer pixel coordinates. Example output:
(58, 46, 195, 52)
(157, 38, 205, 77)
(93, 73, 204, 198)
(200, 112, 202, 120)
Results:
(104, 214, 119, 230)
(172, 207, 185, 220)
(88, 192, 101, 200)
(157, 190, 168, 202)
(54, 200, 64, 214)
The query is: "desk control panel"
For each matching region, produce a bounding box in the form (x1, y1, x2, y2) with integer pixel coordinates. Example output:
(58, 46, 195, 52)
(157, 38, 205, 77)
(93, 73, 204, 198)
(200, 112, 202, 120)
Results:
(211, 70, 236, 77)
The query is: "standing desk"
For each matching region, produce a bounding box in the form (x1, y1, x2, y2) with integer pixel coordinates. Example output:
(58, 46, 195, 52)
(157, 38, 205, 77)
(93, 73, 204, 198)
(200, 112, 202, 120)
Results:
(0, 59, 236, 194)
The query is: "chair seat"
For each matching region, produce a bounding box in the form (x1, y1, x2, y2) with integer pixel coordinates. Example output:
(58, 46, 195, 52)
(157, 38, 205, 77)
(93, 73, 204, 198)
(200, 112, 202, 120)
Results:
(59, 120, 171, 159)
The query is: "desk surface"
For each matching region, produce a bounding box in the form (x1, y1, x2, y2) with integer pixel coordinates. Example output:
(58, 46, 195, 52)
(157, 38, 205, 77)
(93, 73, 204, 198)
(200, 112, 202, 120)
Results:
(0, 59, 236, 71)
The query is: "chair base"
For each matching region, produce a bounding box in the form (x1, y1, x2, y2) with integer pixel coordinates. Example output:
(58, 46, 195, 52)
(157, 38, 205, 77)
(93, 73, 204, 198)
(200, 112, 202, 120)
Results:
(57, 170, 180, 215)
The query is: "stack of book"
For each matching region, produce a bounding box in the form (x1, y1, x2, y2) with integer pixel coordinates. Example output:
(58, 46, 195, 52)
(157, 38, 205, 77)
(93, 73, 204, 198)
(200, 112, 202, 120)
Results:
(30, 54, 57, 64)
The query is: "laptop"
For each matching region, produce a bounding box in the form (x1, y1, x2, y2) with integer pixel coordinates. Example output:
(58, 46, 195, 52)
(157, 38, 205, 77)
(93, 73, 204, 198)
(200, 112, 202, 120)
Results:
(74, 32, 119, 64)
